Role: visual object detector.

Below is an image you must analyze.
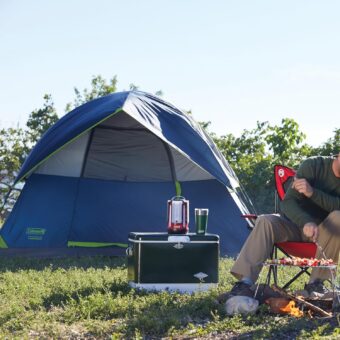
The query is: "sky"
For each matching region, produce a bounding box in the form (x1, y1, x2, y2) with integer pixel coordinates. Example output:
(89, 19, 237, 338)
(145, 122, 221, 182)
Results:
(1, 0, 340, 147)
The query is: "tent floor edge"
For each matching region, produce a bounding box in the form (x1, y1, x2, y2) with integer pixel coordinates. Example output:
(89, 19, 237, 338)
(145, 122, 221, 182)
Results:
(67, 241, 128, 248)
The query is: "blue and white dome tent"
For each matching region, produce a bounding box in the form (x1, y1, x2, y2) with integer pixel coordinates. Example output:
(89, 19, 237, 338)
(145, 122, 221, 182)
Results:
(0, 91, 254, 256)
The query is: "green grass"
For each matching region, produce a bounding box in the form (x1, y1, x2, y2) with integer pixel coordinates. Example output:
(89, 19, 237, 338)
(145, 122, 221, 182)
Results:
(0, 256, 339, 339)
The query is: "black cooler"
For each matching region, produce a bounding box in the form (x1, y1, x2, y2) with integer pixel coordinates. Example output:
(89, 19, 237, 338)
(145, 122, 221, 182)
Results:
(127, 232, 219, 292)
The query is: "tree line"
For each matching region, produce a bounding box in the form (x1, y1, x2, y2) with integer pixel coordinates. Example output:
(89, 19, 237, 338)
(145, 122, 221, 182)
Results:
(0, 75, 339, 220)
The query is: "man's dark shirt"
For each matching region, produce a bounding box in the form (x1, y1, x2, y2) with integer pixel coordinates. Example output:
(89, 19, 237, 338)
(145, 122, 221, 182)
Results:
(280, 156, 340, 229)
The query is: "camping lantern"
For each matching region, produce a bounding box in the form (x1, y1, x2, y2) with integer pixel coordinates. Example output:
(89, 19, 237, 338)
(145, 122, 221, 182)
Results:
(167, 196, 189, 234)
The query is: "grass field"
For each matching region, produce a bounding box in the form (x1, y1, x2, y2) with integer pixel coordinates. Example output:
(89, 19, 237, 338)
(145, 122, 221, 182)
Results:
(0, 256, 339, 339)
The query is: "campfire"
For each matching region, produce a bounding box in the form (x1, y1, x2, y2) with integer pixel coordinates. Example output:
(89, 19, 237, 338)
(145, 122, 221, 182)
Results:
(267, 285, 334, 318)
(265, 297, 304, 318)
(280, 300, 303, 318)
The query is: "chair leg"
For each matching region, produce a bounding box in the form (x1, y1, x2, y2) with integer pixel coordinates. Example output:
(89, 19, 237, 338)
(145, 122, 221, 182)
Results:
(265, 246, 275, 286)
(282, 267, 311, 290)
(266, 266, 272, 286)
(273, 246, 278, 286)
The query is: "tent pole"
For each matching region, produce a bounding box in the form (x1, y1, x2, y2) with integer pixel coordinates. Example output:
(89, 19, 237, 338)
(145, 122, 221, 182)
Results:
(80, 129, 95, 177)
(161, 141, 179, 195)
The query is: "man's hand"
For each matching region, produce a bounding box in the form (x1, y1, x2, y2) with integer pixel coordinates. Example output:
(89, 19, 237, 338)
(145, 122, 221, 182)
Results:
(303, 222, 319, 242)
(292, 177, 314, 198)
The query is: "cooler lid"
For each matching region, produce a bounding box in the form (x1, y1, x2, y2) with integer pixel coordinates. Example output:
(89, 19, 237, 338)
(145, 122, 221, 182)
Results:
(128, 232, 219, 242)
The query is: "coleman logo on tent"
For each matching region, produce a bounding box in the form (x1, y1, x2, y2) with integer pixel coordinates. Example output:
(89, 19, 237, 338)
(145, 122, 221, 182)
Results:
(26, 227, 46, 241)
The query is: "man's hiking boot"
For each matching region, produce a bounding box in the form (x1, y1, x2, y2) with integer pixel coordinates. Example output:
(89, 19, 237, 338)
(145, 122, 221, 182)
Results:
(304, 279, 329, 297)
(216, 281, 255, 303)
(229, 281, 254, 298)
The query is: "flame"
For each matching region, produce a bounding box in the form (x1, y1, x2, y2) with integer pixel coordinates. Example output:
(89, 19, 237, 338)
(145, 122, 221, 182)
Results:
(280, 300, 303, 318)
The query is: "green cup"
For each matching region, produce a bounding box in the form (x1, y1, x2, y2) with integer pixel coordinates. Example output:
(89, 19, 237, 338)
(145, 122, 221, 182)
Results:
(195, 208, 209, 234)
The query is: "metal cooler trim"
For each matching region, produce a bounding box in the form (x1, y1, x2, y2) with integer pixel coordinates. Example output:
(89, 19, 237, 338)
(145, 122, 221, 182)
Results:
(128, 239, 219, 244)
(129, 282, 217, 293)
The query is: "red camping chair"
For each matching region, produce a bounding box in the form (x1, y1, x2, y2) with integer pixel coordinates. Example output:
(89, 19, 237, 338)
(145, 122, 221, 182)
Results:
(267, 165, 317, 289)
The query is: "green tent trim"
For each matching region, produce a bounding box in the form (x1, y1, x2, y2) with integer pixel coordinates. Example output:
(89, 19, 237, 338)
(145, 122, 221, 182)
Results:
(0, 235, 8, 248)
(67, 241, 128, 248)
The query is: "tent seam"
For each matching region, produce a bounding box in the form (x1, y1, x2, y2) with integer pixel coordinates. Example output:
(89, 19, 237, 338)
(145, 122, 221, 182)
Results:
(160, 140, 178, 193)
(80, 129, 95, 177)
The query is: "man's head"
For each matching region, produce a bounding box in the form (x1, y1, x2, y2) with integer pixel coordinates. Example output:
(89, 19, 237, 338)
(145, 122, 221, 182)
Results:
(333, 152, 340, 177)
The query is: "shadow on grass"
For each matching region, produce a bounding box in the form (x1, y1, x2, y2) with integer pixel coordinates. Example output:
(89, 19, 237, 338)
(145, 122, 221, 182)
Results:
(123, 293, 222, 338)
(42, 280, 133, 309)
(43, 284, 222, 337)
(238, 311, 340, 339)
(0, 255, 127, 273)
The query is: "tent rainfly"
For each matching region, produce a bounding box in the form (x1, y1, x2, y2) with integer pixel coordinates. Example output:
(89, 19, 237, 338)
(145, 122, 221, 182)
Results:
(0, 91, 254, 256)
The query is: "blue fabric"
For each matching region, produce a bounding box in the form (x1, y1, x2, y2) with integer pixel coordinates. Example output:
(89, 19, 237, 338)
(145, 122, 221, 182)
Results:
(69, 178, 175, 244)
(181, 180, 250, 255)
(1, 175, 250, 256)
(1, 175, 78, 247)
(16, 91, 233, 187)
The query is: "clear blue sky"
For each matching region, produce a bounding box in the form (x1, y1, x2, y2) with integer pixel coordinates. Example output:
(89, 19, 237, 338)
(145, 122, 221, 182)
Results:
(1, 0, 339, 146)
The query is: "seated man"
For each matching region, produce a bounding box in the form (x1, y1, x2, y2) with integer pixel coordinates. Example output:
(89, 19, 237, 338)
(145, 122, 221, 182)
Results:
(229, 152, 340, 296)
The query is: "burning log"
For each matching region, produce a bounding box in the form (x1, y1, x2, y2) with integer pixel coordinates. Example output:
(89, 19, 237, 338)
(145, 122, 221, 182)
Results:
(279, 300, 304, 317)
(271, 285, 333, 318)
(265, 297, 304, 317)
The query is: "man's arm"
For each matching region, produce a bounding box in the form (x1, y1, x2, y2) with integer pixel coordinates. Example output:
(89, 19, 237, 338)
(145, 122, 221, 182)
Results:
(280, 190, 317, 228)
(309, 189, 340, 212)
(288, 177, 320, 241)
(280, 158, 318, 228)
(292, 158, 340, 211)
